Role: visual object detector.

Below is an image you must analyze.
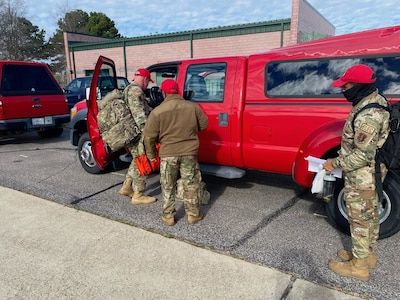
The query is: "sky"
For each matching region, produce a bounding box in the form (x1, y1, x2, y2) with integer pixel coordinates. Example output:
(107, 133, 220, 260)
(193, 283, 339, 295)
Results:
(24, 0, 400, 39)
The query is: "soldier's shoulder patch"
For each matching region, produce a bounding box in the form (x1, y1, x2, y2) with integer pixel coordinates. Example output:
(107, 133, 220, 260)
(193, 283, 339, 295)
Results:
(359, 123, 375, 135)
(356, 132, 368, 144)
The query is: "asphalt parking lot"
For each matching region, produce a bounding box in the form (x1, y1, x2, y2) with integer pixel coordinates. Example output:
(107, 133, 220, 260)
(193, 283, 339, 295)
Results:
(0, 129, 399, 299)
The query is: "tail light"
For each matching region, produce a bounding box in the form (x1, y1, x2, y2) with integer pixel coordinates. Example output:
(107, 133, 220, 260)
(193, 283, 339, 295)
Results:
(0, 100, 3, 115)
(64, 97, 69, 113)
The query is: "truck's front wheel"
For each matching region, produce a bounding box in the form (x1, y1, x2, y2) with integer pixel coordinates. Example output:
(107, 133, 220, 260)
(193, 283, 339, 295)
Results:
(325, 171, 400, 239)
(77, 133, 102, 174)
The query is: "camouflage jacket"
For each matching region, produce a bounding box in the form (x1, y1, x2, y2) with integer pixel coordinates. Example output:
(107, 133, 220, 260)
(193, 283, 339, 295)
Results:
(123, 82, 150, 131)
(332, 90, 390, 189)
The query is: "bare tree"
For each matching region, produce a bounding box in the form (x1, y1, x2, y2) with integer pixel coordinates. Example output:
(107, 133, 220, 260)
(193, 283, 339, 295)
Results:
(0, 0, 48, 61)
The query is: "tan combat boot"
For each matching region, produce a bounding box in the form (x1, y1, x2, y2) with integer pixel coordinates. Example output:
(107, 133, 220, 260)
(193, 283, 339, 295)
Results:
(131, 191, 156, 205)
(119, 178, 134, 197)
(337, 249, 376, 269)
(188, 212, 203, 224)
(162, 216, 175, 226)
(328, 257, 369, 281)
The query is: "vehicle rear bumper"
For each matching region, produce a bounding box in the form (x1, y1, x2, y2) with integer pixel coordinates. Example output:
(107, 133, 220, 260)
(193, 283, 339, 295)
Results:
(0, 114, 70, 133)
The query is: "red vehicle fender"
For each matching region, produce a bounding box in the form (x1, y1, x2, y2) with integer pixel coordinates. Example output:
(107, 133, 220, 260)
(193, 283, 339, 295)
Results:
(292, 119, 345, 187)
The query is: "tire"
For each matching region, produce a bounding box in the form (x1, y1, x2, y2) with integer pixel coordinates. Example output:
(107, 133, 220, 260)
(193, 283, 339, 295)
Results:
(37, 127, 63, 138)
(325, 171, 400, 239)
(77, 132, 102, 174)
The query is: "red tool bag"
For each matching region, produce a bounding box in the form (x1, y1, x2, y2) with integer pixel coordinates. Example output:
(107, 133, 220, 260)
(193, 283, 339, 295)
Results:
(135, 143, 160, 176)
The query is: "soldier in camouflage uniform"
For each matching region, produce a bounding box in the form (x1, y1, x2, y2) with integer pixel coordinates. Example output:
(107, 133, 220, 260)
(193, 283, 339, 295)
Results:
(143, 79, 208, 226)
(323, 64, 390, 281)
(118, 68, 157, 205)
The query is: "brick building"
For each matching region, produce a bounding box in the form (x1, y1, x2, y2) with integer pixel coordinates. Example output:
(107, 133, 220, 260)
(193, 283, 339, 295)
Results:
(64, 0, 334, 82)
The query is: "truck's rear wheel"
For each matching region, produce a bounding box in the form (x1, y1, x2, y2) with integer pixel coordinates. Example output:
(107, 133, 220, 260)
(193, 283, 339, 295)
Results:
(77, 133, 102, 174)
(325, 171, 400, 239)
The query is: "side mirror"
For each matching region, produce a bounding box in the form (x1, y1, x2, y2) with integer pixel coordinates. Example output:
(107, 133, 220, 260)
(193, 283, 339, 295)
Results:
(85, 87, 90, 100)
(86, 87, 101, 101)
(96, 87, 101, 100)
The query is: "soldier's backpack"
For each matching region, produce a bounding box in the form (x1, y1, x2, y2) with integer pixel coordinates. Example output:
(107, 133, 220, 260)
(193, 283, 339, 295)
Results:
(97, 89, 141, 152)
(352, 101, 400, 201)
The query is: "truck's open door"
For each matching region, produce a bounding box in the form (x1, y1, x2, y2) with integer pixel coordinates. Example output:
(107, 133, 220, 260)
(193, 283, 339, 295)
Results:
(87, 56, 122, 170)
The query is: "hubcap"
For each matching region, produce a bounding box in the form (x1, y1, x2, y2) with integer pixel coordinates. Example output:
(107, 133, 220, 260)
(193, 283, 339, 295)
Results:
(337, 189, 392, 224)
(79, 140, 96, 167)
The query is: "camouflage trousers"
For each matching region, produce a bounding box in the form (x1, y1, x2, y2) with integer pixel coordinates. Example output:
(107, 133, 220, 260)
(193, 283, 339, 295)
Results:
(344, 188, 379, 259)
(160, 155, 202, 218)
(125, 139, 147, 192)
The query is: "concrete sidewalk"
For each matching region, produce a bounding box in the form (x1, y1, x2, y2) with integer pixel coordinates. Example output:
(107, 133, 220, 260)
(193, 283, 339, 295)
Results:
(0, 186, 363, 300)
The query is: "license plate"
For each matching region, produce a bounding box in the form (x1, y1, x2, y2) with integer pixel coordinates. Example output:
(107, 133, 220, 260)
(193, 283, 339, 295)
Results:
(32, 117, 53, 125)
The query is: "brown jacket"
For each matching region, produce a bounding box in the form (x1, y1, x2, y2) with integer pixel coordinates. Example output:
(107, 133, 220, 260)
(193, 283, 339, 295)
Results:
(143, 94, 208, 159)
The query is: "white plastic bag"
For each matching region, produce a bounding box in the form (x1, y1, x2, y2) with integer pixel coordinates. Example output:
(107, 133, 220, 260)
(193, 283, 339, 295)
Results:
(311, 169, 325, 194)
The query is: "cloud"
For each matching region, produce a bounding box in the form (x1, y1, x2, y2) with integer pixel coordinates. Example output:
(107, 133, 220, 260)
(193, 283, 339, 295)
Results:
(309, 0, 400, 35)
(24, 0, 400, 39)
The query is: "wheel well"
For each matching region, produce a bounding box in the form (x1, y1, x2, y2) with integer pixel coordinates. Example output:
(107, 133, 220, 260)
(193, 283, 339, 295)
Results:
(71, 120, 88, 146)
(321, 146, 340, 160)
(75, 120, 88, 140)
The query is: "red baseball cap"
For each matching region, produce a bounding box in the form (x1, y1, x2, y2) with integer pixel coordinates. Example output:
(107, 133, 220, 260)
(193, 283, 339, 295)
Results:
(134, 68, 153, 82)
(332, 64, 376, 87)
(160, 79, 179, 94)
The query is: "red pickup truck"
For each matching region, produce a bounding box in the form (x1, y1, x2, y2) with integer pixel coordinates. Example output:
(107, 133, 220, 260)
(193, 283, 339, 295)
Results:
(0, 61, 69, 137)
(71, 26, 400, 239)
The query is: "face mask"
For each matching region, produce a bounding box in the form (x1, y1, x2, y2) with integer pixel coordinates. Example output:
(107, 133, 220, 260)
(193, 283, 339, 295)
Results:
(343, 83, 376, 106)
(343, 86, 359, 104)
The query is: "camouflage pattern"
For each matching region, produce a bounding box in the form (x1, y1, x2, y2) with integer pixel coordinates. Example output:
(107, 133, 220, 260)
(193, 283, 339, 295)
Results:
(332, 90, 390, 187)
(176, 179, 210, 205)
(332, 90, 390, 258)
(160, 155, 202, 218)
(344, 189, 379, 259)
(97, 89, 141, 151)
(123, 82, 152, 191)
(126, 136, 147, 192)
(123, 82, 151, 130)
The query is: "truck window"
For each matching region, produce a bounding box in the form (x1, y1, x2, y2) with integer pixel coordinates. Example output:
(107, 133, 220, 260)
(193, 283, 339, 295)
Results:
(1, 64, 62, 96)
(147, 65, 178, 88)
(184, 63, 226, 102)
(266, 56, 400, 98)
